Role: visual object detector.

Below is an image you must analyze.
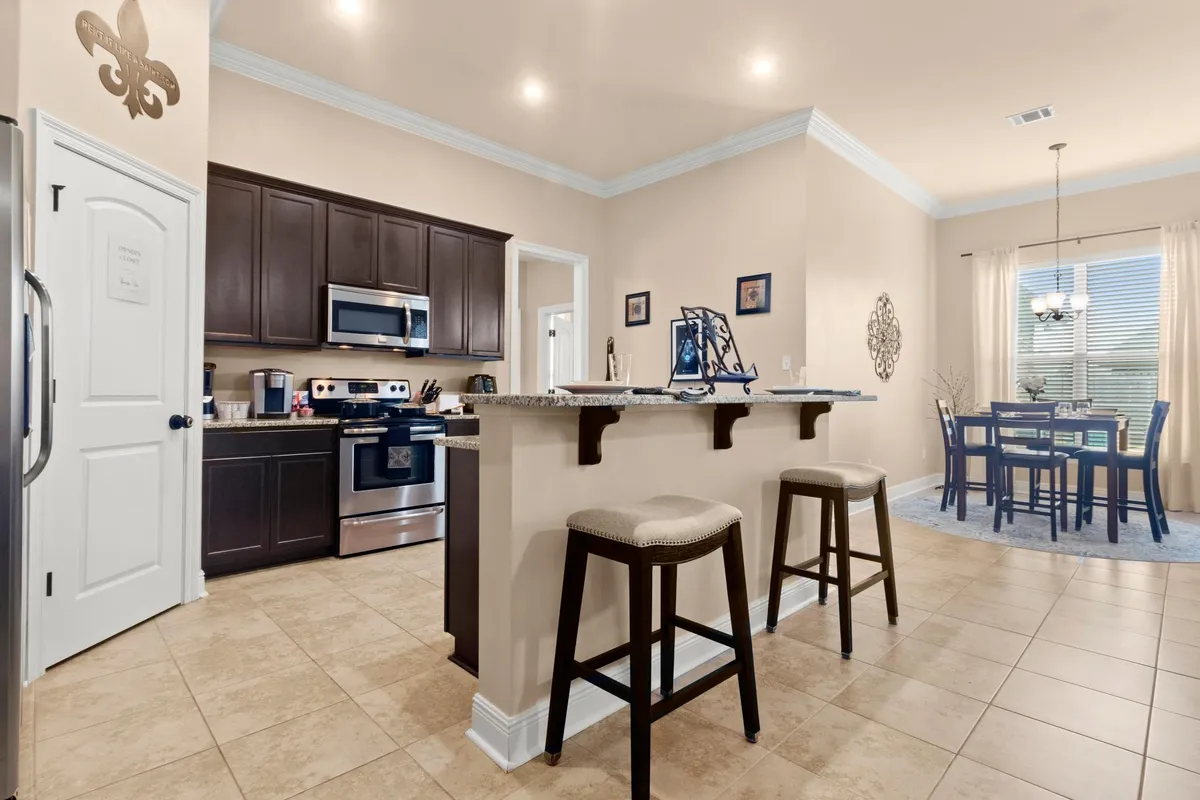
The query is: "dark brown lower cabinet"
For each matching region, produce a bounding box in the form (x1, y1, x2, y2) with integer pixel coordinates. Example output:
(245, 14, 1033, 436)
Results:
(202, 428, 336, 577)
(445, 445, 480, 675)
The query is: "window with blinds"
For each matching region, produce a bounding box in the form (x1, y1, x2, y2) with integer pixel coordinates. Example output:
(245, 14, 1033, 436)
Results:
(1014, 254, 1161, 445)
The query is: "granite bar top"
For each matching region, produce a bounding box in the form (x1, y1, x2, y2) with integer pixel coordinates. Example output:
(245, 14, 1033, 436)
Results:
(435, 414, 480, 420)
(433, 435, 480, 451)
(204, 417, 340, 430)
(461, 392, 876, 408)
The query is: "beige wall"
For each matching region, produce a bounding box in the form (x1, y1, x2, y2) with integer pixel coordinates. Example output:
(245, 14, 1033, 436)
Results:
(806, 140, 940, 484)
(207, 68, 610, 391)
(518, 258, 575, 392)
(0, 3, 18, 120)
(18, 0, 211, 189)
(935, 171, 1200, 383)
(604, 137, 807, 390)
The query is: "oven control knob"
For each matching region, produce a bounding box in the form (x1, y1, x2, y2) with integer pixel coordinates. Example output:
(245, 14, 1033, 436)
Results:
(328, 384, 336, 392)
(315, 384, 325, 393)
(389, 384, 398, 392)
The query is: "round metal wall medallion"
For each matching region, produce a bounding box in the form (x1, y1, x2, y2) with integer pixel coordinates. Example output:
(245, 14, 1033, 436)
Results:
(867, 293, 902, 383)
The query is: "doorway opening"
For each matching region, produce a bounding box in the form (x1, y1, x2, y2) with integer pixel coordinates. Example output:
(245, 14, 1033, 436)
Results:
(509, 243, 588, 394)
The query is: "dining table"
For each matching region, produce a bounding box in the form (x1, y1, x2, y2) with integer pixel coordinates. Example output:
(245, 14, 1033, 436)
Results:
(954, 410, 1129, 543)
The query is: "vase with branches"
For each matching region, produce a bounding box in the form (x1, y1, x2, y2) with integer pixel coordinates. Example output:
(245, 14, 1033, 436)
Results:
(924, 367, 973, 416)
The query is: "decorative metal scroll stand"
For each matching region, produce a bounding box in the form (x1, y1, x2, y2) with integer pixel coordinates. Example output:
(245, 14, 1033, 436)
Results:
(668, 306, 759, 395)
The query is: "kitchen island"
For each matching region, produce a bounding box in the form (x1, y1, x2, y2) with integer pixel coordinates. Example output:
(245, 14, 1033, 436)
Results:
(457, 392, 874, 770)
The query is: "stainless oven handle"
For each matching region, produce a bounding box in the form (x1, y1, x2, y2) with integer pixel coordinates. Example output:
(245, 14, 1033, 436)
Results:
(343, 426, 388, 435)
(24, 270, 54, 488)
(411, 433, 441, 442)
(410, 425, 443, 434)
(343, 506, 445, 527)
(403, 302, 411, 346)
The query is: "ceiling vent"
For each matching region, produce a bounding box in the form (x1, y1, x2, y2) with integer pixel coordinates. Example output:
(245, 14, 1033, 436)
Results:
(1007, 105, 1055, 126)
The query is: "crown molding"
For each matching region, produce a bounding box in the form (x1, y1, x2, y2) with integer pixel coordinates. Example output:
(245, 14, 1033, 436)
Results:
(598, 109, 815, 197)
(938, 153, 1200, 218)
(210, 40, 945, 212)
(807, 109, 942, 216)
(210, 40, 609, 196)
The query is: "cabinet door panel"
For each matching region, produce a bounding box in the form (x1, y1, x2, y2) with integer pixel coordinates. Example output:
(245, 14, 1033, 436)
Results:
(205, 176, 260, 342)
(428, 226, 469, 355)
(261, 189, 326, 346)
(202, 456, 271, 574)
(271, 452, 335, 554)
(378, 215, 427, 294)
(467, 235, 505, 358)
(326, 203, 378, 288)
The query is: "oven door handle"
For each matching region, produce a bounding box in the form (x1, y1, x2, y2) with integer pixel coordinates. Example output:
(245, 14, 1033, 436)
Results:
(343, 506, 445, 527)
(343, 426, 388, 435)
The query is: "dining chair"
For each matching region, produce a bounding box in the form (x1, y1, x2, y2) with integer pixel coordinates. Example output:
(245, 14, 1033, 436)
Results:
(1029, 398, 1093, 505)
(991, 402, 1070, 540)
(1074, 400, 1171, 542)
(935, 399, 994, 511)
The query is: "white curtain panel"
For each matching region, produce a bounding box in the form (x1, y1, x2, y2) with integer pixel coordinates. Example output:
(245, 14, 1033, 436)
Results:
(972, 248, 1018, 407)
(1159, 222, 1200, 512)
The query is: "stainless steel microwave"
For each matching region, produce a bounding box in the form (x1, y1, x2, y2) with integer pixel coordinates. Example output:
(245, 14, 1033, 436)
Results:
(326, 284, 431, 351)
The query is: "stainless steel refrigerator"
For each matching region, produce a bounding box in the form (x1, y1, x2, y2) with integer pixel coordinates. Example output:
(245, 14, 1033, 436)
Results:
(1, 115, 54, 800)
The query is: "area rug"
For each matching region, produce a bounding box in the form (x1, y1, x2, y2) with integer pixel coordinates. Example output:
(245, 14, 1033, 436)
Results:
(890, 493, 1200, 563)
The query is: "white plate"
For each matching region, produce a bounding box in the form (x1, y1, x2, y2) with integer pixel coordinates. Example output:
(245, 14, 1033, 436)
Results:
(555, 383, 632, 395)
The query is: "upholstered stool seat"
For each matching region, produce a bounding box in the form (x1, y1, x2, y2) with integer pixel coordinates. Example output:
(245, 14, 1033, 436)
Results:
(767, 461, 899, 659)
(781, 462, 887, 491)
(567, 495, 742, 547)
(545, 497, 760, 800)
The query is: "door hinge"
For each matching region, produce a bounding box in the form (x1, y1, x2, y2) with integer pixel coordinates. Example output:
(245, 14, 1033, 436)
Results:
(51, 184, 65, 212)
(46, 572, 52, 597)
(548, 329, 557, 338)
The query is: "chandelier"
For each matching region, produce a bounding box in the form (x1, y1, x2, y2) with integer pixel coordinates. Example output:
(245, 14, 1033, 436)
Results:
(1031, 143, 1089, 321)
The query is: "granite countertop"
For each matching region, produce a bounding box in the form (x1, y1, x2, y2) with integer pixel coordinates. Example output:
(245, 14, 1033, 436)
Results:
(434, 414, 480, 420)
(461, 392, 876, 408)
(433, 435, 480, 451)
(204, 417, 341, 430)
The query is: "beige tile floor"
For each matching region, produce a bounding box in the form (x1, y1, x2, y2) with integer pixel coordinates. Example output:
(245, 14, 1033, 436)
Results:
(19, 499, 1200, 800)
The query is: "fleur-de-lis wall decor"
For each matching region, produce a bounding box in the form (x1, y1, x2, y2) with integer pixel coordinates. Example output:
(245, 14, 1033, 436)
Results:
(76, 0, 180, 120)
(867, 292, 903, 383)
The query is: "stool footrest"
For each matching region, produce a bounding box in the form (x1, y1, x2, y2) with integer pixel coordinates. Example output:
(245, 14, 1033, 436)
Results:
(850, 570, 889, 596)
(650, 660, 741, 722)
(577, 667, 632, 704)
(828, 547, 883, 563)
(673, 616, 736, 649)
(577, 629, 664, 674)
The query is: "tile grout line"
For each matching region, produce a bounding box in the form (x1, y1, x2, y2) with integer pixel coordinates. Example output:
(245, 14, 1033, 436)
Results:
(1136, 604, 1166, 800)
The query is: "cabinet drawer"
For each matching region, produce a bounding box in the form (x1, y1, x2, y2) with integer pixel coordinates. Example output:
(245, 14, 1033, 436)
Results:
(204, 428, 336, 458)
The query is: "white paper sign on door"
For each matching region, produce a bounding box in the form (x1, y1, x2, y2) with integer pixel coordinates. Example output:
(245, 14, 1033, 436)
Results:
(107, 236, 153, 305)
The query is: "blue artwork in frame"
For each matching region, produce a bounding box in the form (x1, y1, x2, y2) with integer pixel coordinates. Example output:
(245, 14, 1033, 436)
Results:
(736, 273, 771, 315)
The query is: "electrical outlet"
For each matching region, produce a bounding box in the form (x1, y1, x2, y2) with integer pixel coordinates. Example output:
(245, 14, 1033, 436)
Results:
(782, 355, 792, 371)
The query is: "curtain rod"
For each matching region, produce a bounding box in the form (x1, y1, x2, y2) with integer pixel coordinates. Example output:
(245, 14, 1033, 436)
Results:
(958, 225, 1161, 258)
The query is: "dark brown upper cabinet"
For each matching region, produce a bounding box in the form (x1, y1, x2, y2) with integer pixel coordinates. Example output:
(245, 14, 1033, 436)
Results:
(428, 225, 469, 356)
(204, 176, 260, 343)
(261, 188, 326, 346)
(378, 215, 427, 295)
(467, 235, 505, 358)
(205, 163, 509, 357)
(326, 203, 378, 288)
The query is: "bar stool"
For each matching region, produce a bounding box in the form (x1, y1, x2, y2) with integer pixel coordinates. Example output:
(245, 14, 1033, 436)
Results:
(543, 495, 760, 800)
(766, 462, 898, 659)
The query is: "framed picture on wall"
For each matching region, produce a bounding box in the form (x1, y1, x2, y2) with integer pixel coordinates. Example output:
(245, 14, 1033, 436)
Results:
(625, 291, 651, 326)
(670, 318, 707, 381)
(736, 273, 772, 315)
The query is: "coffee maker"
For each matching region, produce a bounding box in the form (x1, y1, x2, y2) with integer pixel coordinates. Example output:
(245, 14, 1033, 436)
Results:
(250, 368, 295, 419)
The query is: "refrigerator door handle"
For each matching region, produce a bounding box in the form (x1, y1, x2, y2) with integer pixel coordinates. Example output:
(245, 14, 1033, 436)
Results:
(23, 270, 53, 487)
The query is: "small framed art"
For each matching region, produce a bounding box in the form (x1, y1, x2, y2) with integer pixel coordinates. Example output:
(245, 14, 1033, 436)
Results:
(625, 291, 651, 326)
(736, 273, 771, 315)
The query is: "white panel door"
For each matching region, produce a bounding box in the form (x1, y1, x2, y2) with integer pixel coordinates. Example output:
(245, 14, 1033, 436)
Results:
(39, 143, 188, 666)
(550, 312, 574, 389)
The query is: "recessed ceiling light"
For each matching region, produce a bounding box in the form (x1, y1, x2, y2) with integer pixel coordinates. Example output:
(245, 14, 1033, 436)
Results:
(750, 57, 776, 78)
(336, 0, 362, 15)
(522, 80, 546, 104)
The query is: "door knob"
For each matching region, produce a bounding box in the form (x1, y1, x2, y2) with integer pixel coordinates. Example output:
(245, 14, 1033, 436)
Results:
(169, 414, 194, 430)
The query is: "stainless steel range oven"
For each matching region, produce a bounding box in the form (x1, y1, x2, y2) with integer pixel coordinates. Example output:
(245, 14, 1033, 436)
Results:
(309, 379, 446, 556)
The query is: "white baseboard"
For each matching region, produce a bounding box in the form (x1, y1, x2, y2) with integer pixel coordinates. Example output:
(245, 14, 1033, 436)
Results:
(850, 473, 941, 515)
(468, 576, 819, 772)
